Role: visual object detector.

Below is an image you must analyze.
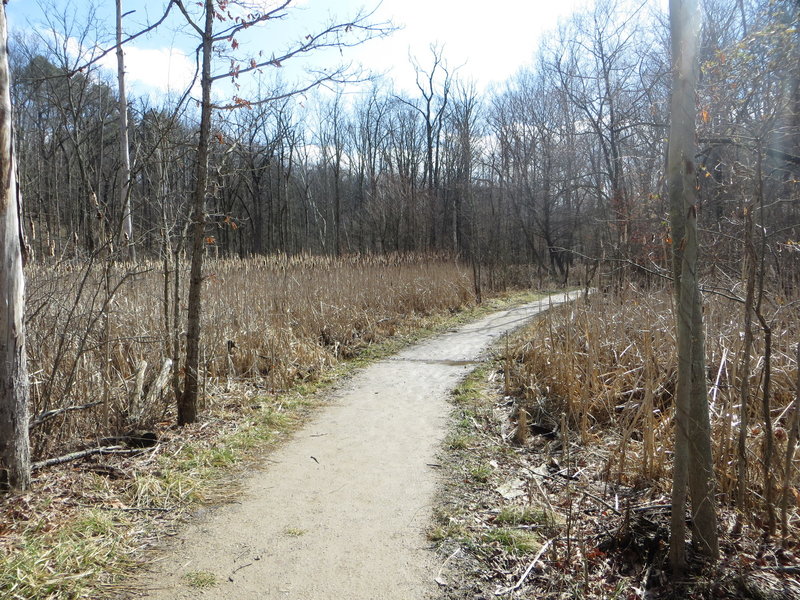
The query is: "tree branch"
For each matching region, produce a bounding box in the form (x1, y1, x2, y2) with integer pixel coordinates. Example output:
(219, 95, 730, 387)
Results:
(62, 0, 179, 77)
(32, 446, 149, 471)
(29, 400, 104, 430)
(210, 15, 393, 83)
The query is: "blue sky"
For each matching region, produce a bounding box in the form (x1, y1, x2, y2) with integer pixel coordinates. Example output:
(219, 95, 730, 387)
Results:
(7, 0, 589, 101)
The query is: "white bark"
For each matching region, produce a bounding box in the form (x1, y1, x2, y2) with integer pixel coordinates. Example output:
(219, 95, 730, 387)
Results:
(117, 0, 134, 261)
(0, 3, 31, 491)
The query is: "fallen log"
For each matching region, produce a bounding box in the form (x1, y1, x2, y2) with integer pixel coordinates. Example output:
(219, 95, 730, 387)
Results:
(32, 445, 146, 471)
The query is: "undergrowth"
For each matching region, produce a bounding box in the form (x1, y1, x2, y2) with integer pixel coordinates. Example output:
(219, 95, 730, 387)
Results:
(431, 286, 800, 599)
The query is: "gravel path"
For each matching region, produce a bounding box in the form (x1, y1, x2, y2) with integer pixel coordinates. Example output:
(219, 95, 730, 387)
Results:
(139, 292, 579, 600)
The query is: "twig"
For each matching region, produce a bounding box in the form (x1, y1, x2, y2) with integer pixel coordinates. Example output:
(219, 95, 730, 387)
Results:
(633, 503, 672, 513)
(494, 539, 553, 596)
(29, 400, 104, 429)
(756, 566, 800, 575)
(639, 563, 653, 595)
(530, 472, 559, 519)
(579, 489, 622, 515)
(96, 505, 173, 513)
(435, 547, 461, 586)
(228, 561, 254, 582)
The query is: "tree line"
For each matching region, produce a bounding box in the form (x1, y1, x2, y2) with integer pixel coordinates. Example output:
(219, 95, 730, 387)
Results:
(8, 0, 799, 290)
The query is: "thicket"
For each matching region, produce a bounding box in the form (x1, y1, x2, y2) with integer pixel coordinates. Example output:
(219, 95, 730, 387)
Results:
(510, 287, 799, 543)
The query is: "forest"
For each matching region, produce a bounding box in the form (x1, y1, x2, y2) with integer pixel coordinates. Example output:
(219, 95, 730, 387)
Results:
(12, 0, 796, 276)
(0, 0, 798, 598)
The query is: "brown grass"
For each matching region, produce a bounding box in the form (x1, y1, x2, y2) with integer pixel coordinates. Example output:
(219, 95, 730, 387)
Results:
(25, 253, 474, 460)
(4, 253, 505, 599)
(508, 285, 799, 534)
(428, 285, 799, 599)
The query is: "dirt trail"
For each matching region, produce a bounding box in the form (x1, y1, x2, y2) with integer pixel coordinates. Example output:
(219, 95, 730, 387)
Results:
(138, 292, 580, 600)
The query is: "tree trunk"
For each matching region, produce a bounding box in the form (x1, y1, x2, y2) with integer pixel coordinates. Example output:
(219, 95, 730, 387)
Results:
(685, 207, 719, 559)
(735, 203, 756, 528)
(116, 0, 135, 261)
(180, 0, 214, 425)
(0, 3, 31, 491)
(668, 0, 719, 575)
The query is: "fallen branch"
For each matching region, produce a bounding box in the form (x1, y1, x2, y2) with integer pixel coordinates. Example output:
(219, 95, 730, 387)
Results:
(32, 445, 147, 471)
(29, 400, 104, 429)
(495, 538, 553, 596)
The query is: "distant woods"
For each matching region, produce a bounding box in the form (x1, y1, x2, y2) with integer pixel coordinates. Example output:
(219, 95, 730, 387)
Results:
(9, 0, 797, 289)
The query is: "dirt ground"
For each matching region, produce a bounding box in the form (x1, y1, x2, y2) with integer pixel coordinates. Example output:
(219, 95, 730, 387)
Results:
(131, 292, 579, 600)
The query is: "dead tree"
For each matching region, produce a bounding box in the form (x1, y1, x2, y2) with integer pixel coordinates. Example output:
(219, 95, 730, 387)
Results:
(0, 0, 31, 491)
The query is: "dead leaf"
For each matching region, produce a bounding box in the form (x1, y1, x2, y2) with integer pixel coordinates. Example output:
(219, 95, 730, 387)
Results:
(495, 478, 526, 500)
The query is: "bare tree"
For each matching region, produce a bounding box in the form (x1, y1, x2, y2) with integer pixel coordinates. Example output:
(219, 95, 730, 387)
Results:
(315, 90, 347, 256)
(400, 45, 452, 248)
(0, 0, 30, 491)
(116, 0, 134, 261)
(174, 0, 391, 423)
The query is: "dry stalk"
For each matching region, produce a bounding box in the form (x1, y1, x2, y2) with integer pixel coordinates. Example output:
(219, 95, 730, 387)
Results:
(509, 287, 799, 536)
(26, 255, 475, 461)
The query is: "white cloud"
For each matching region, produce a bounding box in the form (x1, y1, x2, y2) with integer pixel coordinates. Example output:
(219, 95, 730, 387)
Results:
(349, 0, 585, 95)
(110, 46, 197, 95)
(100, 44, 195, 93)
(38, 26, 197, 96)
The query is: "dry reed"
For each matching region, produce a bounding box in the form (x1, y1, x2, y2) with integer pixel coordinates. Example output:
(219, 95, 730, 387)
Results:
(25, 254, 474, 460)
(509, 285, 799, 535)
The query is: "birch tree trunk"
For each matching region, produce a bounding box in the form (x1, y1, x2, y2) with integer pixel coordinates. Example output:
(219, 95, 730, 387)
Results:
(0, 1, 31, 491)
(116, 0, 134, 261)
(668, 0, 718, 575)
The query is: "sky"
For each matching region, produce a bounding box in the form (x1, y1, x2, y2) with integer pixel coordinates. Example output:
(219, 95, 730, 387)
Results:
(6, 0, 589, 102)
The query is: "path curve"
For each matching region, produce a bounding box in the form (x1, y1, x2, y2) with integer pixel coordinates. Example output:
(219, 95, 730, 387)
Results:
(138, 292, 579, 600)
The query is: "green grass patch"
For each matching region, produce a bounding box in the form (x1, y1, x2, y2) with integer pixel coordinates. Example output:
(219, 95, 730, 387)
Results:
(495, 506, 553, 526)
(469, 464, 493, 484)
(0, 508, 135, 600)
(428, 506, 470, 543)
(428, 522, 470, 543)
(452, 373, 488, 406)
(446, 433, 475, 450)
(481, 528, 539, 555)
(183, 570, 217, 588)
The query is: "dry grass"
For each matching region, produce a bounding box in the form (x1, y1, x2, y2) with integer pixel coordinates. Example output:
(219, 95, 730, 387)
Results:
(6, 253, 545, 599)
(508, 285, 799, 532)
(25, 254, 474, 458)
(431, 286, 800, 598)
